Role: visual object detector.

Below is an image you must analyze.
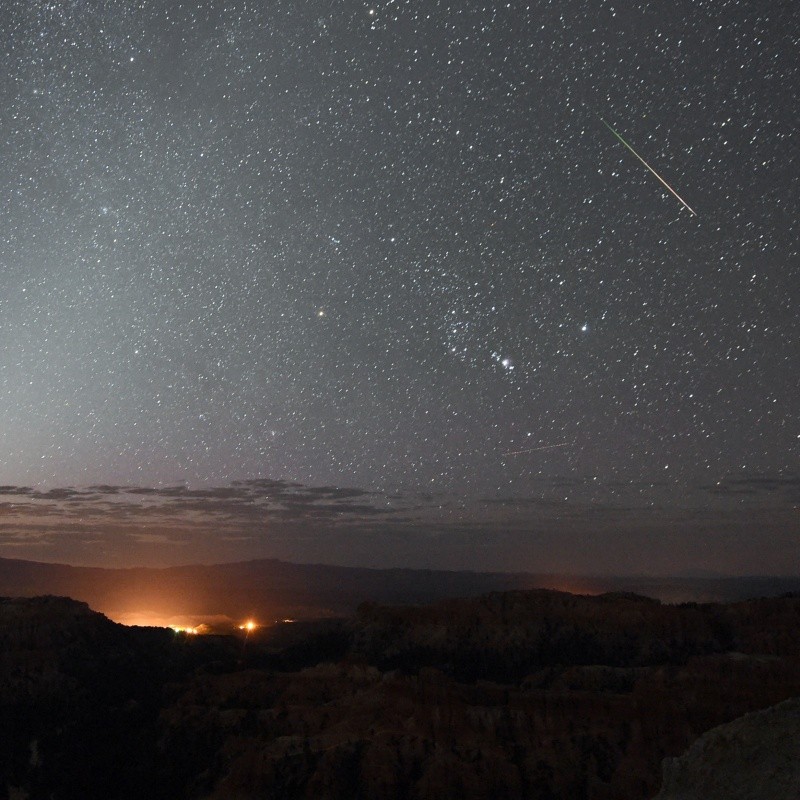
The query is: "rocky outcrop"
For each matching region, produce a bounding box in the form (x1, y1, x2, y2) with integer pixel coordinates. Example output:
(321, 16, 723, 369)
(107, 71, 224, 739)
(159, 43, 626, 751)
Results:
(653, 697, 800, 800)
(0, 597, 177, 800)
(157, 592, 800, 800)
(2, 591, 800, 799)
(350, 590, 800, 682)
(155, 651, 800, 800)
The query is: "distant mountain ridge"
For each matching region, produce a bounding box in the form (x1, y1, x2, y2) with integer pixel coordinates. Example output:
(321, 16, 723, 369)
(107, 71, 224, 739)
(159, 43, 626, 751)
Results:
(1, 556, 799, 626)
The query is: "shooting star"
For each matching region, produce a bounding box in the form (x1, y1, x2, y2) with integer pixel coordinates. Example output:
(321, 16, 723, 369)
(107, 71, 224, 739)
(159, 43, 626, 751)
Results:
(503, 442, 572, 456)
(599, 117, 697, 217)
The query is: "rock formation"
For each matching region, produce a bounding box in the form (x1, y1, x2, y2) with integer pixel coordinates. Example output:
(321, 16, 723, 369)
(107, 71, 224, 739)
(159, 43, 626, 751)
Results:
(0, 590, 799, 799)
(653, 697, 800, 800)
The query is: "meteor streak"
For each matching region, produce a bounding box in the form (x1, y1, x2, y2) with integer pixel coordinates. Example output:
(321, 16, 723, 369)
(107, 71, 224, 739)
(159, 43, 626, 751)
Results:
(503, 442, 572, 456)
(599, 117, 697, 216)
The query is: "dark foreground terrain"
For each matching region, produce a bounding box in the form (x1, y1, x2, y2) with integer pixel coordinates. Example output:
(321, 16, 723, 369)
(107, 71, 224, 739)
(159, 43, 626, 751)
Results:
(1, 590, 799, 799)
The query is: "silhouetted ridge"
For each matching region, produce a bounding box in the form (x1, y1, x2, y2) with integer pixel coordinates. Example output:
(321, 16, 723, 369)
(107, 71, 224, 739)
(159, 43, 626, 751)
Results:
(1, 556, 800, 626)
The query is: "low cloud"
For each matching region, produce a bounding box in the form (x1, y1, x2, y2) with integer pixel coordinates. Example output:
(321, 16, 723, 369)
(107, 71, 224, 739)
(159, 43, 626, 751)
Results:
(0, 473, 796, 575)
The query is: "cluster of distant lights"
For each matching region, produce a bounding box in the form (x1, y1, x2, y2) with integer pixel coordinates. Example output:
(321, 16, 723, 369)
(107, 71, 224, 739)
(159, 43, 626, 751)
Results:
(167, 619, 258, 635)
(169, 625, 202, 635)
(168, 618, 294, 635)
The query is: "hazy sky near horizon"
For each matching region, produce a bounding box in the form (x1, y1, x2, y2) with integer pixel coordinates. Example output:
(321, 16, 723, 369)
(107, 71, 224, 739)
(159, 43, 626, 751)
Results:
(1, 474, 797, 575)
(0, 0, 797, 571)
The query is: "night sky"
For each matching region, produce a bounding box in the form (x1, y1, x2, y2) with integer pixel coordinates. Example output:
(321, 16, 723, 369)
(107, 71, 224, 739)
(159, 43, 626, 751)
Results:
(0, 1, 797, 573)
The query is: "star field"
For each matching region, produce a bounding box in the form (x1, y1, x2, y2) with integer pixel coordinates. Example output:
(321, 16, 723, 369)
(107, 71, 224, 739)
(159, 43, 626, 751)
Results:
(0, 1, 797, 566)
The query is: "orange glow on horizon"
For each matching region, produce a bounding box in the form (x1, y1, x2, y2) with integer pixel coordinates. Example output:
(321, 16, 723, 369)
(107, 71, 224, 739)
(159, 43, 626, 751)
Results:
(238, 620, 257, 632)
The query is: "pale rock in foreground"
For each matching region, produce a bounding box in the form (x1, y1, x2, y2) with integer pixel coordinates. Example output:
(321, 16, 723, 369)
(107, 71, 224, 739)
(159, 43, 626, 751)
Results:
(654, 697, 800, 800)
